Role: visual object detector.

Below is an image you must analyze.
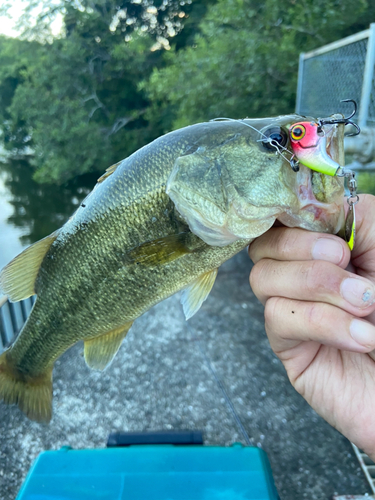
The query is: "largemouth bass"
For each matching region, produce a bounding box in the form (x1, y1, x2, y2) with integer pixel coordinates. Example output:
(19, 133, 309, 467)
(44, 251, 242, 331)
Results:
(0, 115, 345, 422)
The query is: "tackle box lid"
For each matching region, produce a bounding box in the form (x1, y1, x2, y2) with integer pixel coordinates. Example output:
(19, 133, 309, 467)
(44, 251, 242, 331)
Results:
(16, 443, 279, 500)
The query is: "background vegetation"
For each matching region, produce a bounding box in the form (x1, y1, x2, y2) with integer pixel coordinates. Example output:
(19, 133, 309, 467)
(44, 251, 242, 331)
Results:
(0, 0, 374, 184)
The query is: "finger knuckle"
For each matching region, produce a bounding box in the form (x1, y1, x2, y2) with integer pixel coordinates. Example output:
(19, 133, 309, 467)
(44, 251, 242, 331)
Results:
(249, 259, 272, 295)
(248, 241, 258, 263)
(273, 228, 299, 260)
(264, 296, 284, 329)
(304, 260, 331, 295)
(305, 301, 331, 334)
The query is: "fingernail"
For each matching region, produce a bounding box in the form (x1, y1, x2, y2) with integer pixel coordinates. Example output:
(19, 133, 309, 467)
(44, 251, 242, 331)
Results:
(341, 278, 375, 308)
(350, 319, 375, 347)
(312, 238, 344, 264)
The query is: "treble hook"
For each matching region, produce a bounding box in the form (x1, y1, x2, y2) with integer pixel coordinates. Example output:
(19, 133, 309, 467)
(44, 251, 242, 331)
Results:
(318, 99, 361, 136)
(341, 99, 361, 136)
(341, 98, 357, 120)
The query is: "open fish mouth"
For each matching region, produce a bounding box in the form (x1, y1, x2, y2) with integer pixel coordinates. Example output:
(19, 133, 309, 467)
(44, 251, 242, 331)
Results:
(288, 113, 346, 176)
(280, 119, 346, 233)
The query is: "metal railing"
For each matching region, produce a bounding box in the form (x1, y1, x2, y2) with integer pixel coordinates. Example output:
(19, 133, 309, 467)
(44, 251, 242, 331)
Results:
(352, 443, 375, 495)
(0, 295, 36, 354)
(296, 24, 375, 167)
(296, 24, 375, 127)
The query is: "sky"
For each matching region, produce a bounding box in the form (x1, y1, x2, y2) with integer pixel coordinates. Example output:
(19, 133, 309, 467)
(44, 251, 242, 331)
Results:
(0, 0, 62, 37)
(0, 0, 26, 37)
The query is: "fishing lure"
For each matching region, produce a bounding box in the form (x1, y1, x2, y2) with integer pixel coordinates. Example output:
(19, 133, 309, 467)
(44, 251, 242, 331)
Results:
(288, 100, 360, 250)
(211, 100, 360, 250)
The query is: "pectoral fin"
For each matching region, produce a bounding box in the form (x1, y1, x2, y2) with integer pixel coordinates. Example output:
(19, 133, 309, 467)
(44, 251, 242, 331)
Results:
(84, 322, 133, 371)
(127, 232, 204, 267)
(181, 268, 218, 320)
(0, 232, 58, 302)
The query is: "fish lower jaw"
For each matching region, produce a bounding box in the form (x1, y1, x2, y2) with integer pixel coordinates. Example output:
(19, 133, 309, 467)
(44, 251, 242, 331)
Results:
(293, 200, 344, 234)
(300, 200, 339, 220)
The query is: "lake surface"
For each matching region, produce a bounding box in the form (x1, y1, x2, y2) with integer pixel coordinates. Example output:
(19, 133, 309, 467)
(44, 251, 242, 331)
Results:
(0, 159, 99, 271)
(0, 159, 374, 273)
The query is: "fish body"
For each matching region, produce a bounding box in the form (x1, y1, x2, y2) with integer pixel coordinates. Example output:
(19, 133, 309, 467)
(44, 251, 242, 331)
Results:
(0, 115, 345, 421)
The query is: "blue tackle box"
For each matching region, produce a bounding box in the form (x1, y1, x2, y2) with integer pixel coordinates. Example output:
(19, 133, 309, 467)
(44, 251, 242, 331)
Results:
(16, 431, 279, 500)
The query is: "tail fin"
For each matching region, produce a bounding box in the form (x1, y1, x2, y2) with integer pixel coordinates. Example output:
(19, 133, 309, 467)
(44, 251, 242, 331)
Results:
(0, 352, 53, 422)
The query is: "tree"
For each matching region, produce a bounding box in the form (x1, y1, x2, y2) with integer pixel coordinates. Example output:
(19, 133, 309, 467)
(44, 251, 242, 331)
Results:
(2, 0, 373, 184)
(0, 0, 216, 183)
(145, 0, 375, 131)
(0, 36, 40, 151)
(5, 29, 160, 183)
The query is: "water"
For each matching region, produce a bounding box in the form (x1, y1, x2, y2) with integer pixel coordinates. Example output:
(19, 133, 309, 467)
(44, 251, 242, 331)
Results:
(0, 160, 374, 273)
(0, 159, 98, 271)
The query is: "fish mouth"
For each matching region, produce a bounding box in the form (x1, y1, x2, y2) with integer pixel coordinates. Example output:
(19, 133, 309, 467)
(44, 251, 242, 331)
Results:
(324, 121, 344, 167)
(299, 122, 344, 199)
(283, 121, 346, 233)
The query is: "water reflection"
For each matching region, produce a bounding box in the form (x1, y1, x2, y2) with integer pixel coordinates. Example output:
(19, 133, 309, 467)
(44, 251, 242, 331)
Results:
(0, 159, 99, 247)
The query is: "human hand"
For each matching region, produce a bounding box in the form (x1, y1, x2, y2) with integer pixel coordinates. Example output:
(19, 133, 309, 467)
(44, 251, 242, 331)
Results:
(248, 194, 375, 459)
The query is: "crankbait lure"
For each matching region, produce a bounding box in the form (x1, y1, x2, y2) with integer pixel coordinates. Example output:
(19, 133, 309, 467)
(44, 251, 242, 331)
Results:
(288, 100, 360, 250)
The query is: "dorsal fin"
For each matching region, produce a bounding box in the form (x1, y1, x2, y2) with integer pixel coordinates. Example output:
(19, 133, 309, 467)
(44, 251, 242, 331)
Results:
(180, 268, 218, 320)
(84, 322, 133, 371)
(0, 232, 58, 302)
(97, 161, 122, 184)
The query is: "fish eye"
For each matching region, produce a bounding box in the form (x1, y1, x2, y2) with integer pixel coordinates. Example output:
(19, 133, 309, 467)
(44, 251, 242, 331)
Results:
(290, 124, 306, 141)
(261, 127, 288, 150)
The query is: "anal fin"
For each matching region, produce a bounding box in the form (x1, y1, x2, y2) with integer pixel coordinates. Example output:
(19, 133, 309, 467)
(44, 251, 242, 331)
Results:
(181, 268, 218, 320)
(0, 231, 58, 302)
(84, 322, 133, 371)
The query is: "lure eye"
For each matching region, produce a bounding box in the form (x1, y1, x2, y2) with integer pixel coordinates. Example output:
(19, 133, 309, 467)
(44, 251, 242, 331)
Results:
(290, 124, 306, 141)
(261, 127, 288, 150)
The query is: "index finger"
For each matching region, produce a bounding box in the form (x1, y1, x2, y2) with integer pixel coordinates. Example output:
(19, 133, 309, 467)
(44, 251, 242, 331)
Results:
(248, 227, 351, 268)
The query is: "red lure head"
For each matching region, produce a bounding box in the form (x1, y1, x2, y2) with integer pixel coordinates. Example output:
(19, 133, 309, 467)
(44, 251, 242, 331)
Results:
(288, 121, 340, 176)
(289, 122, 320, 150)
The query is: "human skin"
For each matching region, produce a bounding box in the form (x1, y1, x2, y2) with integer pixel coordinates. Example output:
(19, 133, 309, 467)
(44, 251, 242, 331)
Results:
(248, 194, 375, 460)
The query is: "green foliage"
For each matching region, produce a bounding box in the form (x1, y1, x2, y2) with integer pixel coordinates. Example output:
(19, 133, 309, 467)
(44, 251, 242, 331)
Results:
(5, 29, 160, 183)
(0, 0, 374, 184)
(146, 0, 375, 131)
(0, 36, 39, 150)
(0, 0, 214, 184)
(357, 170, 375, 196)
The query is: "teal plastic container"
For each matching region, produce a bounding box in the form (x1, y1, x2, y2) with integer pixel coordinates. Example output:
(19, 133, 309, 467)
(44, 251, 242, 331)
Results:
(17, 444, 279, 500)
